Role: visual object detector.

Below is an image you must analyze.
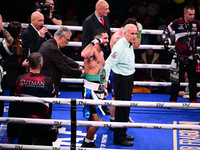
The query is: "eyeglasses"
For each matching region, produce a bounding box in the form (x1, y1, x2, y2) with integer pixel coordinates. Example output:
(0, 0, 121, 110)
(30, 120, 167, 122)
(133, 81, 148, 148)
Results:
(62, 35, 70, 42)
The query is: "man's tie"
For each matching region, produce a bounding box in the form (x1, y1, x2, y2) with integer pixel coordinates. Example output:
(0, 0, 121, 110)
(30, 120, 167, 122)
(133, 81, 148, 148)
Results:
(100, 17, 105, 26)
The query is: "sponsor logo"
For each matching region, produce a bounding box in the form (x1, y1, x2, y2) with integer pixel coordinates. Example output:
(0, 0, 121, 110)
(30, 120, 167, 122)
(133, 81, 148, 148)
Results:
(111, 52, 117, 59)
(156, 103, 164, 107)
(15, 145, 23, 149)
(5, 119, 25, 124)
(52, 148, 60, 150)
(178, 24, 184, 30)
(77, 101, 86, 105)
(104, 102, 112, 106)
(127, 56, 131, 63)
(130, 103, 138, 107)
(53, 101, 61, 104)
(54, 121, 62, 126)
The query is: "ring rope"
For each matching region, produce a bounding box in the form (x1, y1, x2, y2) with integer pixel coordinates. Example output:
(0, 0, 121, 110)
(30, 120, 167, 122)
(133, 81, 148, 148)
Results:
(2, 22, 166, 34)
(0, 96, 199, 109)
(0, 144, 115, 150)
(60, 78, 200, 87)
(76, 62, 172, 69)
(0, 117, 200, 131)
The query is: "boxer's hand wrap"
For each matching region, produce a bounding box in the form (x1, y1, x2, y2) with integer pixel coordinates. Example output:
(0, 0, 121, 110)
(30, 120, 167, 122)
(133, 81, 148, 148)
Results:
(90, 37, 102, 46)
(137, 23, 142, 39)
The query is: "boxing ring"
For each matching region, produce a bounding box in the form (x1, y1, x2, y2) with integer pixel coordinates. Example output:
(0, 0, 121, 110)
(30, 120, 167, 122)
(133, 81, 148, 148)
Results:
(1, 23, 200, 150)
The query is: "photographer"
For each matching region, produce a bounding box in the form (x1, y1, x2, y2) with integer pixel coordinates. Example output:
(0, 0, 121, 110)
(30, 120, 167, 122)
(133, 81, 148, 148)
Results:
(36, 0, 62, 25)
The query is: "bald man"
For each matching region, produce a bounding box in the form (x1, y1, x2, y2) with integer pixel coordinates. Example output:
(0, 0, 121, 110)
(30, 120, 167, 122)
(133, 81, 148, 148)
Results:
(82, 0, 110, 59)
(21, 11, 50, 58)
(104, 24, 138, 146)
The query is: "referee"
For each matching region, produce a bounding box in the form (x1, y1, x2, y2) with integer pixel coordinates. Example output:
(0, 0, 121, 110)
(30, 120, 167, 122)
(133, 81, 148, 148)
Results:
(104, 24, 138, 146)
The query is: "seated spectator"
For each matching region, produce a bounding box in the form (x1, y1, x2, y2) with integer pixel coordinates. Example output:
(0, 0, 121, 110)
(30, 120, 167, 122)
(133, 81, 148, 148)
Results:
(179, 72, 200, 98)
(62, 9, 79, 26)
(128, 1, 147, 19)
(16, 52, 56, 146)
(136, 49, 165, 93)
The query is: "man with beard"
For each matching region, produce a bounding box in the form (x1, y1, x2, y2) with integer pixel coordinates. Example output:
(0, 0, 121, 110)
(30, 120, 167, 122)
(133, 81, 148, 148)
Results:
(162, 5, 200, 103)
(80, 28, 109, 148)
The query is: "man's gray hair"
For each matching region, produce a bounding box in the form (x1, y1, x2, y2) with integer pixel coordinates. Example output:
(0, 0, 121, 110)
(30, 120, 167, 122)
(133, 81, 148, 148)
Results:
(54, 27, 72, 37)
(123, 24, 136, 35)
(28, 52, 43, 69)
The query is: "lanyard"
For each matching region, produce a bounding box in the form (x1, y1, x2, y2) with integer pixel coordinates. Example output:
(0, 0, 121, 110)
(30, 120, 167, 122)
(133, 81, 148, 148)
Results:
(184, 22, 193, 51)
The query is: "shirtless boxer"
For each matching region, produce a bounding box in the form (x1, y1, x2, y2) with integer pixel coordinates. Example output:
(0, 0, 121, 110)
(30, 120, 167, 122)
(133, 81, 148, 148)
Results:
(80, 28, 109, 148)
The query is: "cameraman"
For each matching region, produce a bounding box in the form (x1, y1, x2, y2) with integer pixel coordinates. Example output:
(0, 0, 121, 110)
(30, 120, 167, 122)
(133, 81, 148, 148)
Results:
(37, 0, 62, 25)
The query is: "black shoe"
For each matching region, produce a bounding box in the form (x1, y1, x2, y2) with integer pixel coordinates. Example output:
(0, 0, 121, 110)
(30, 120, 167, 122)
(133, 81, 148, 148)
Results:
(113, 140, 133, 146)
(81, 138, 97, 148)
(125, 135, 134, 141)
(109, 119, 114, 131)
(103, 107, 110, 115)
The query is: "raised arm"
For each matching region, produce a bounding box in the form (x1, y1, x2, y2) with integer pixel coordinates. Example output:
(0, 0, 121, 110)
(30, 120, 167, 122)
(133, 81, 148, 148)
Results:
(0, 27, 14, 49)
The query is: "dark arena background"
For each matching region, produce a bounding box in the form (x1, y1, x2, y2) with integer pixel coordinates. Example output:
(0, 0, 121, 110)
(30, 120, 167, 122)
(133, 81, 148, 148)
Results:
(0, 0, 200, 150)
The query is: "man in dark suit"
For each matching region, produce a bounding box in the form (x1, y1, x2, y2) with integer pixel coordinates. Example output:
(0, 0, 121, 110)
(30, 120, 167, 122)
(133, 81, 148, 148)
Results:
(38, 27, 83, 97)
(21, 11, 50, 57)
(38, 27, 84, 117)
(82, 0, 111, 115)
(82, 0, 110, 59)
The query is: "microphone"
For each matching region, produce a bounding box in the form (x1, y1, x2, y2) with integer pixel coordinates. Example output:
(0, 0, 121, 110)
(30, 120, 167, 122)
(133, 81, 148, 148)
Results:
(42, 26, 53, 38)
(46, 30, 53, 38)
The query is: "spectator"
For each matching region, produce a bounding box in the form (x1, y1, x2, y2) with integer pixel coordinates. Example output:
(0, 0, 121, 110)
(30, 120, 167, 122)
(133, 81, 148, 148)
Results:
(136, 49, 165, 92)
(62, 9, 79, 26)
(0, 14, 14, 126)
(3, 21, 29, 143)
(21, 11, 49, 58)
(128, 1, 147, 19)
(140, 14, 155, 44)
(38, 27, 83, 116)
(178, 72, 200, 98)
(16, 52, 56, 146)
(137, 49, 163, 82)
(65, 36, 83, 61)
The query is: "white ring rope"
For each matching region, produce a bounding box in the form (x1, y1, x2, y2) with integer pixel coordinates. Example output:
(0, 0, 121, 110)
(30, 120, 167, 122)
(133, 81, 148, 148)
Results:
(0, 96, 200, 109)
(76, 61, 170, 71)
(0, 144, 110, 150)
(2, 22, 164, 34)
(0, 117, 200, 131)
(68, 41, 174, 49)
(60, 78, 200, 87)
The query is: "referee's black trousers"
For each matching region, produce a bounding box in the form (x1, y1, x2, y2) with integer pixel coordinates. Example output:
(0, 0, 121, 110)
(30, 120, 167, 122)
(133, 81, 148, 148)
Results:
(113, 73, 134, 142)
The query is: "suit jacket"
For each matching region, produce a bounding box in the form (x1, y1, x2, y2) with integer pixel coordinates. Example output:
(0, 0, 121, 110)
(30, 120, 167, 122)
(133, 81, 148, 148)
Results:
(21, 24, 46, 57)
(82, 13, 111, 59)
(38, 38, 82, 95)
